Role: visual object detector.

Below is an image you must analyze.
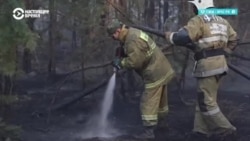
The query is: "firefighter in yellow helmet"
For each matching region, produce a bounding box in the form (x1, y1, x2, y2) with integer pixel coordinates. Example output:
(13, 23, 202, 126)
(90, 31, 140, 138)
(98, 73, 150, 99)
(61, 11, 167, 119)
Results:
(165, 0, 237, 141)
(107, 19, 175, 139)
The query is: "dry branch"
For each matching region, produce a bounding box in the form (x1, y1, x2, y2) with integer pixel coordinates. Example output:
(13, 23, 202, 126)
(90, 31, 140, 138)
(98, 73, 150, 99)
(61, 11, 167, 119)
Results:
(50, 78, 109, 111)
(48, 61, 112, 90)
(66, 61, 112, 75)
(229, 52, 250, 61)
(106, 0, 135, 24)
(228, 64, 250, 80)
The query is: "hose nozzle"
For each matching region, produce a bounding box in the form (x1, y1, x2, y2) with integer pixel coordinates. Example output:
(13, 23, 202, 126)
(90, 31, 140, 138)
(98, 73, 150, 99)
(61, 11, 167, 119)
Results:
(113, 67, 117, 73)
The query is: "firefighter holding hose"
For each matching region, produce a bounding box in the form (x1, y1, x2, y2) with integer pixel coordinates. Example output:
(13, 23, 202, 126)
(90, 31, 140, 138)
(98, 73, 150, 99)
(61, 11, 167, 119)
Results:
(107, 19, 175, 139)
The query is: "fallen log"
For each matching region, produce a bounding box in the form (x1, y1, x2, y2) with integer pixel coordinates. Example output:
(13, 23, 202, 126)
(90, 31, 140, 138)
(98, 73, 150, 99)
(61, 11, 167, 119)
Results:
(47, 61, 112, 90)
(65, 61, 112, 76)
(228, 64, 250, 80)
(50, 78, 109, 111)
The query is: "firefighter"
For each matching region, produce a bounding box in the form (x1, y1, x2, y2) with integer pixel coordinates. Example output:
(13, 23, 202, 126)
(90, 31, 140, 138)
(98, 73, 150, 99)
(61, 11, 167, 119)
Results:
(107, 19, 175, 139)
(165, 0, 237, 141)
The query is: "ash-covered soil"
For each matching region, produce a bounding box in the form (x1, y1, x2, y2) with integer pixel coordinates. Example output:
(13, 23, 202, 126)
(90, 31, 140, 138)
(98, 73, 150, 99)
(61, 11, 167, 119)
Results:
(6, 73, 250, 141)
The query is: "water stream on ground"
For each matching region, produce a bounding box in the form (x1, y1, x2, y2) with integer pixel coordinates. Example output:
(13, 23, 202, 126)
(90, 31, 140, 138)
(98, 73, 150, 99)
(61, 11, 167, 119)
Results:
(80, 72, 121, 139)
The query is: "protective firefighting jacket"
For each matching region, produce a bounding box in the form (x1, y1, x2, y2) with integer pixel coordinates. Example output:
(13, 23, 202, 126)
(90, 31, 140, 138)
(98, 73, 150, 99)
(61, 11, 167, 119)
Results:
(168, 15, 237, 77)
(119, 27, 175, 89)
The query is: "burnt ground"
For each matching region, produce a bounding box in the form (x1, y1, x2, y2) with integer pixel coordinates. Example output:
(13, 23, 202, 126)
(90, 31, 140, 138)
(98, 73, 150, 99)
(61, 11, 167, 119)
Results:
(5, 73, 250, 141)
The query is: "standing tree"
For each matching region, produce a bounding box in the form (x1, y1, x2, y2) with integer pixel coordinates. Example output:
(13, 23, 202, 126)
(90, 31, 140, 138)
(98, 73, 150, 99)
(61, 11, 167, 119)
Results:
(48, 0, 56, 75)
(0, 0, 38, 140)
(22, 0, 41, 73)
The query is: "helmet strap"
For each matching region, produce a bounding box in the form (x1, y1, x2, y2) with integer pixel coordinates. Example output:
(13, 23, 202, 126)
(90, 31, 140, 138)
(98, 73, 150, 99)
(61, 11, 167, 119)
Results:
(192, 4, 198, 15)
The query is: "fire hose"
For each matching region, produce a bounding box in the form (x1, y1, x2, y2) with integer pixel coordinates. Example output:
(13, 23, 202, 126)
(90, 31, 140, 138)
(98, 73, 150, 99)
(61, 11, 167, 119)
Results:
(130, 25, 250, 106)
(131, 24, 250, 81)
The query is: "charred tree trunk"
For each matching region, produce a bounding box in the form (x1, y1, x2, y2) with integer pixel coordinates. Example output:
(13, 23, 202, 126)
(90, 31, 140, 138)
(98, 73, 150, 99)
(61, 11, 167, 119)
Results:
(0, 76, 12, 95)
(158, 0, 162, 30)
(0, 75, 12, 119)
(0, 46, 18, 119)
(22, 48, 32, 73)
(71, 19, 77, 49)
(71, 0, 77, 49)
(23, 0, 38, 73)
(80, 38, 85, 89)
(144, 0, 155, 28)
(81, 61, 85, 89)
(48, 0, 56, 75)
(163, 0, 169, 22)
(117, 0, 127, 21)
(22, 16, 33, 73)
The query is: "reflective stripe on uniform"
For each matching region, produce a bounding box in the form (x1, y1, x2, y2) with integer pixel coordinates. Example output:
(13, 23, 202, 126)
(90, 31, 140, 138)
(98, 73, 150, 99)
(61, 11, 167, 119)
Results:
(142, 120, 158, 126)
(198, 36, 228, 48)
(120, 31, 157, 67)
(145, 69, 174, 89)
(198, 36, 228, 43)
(201, 107, 220, 116)
(158, 106, 169, 114)
(193, 65, 228, 77)
(121, 59, 125, 67)
(147, 42, 156, 57)
(139, 31, 156, 57)
(139, 31, 149, 41)
(141, 114, 158, 121)
(210, 23, 228, 36)
(211, 30, 227, 36)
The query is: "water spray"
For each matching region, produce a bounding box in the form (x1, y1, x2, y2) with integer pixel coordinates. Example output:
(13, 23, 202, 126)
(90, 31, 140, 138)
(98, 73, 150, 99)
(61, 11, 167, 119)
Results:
(79, 68, 121, 139)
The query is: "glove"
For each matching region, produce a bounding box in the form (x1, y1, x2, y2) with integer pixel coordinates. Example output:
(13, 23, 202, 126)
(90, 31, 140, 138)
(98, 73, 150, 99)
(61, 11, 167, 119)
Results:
(112, 58, 122, 70)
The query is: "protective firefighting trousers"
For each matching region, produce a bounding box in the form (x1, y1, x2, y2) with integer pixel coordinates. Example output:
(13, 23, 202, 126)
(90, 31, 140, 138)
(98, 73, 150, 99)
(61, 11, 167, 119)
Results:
(140, 85, 168, 126)
(193, 75, 236, 135)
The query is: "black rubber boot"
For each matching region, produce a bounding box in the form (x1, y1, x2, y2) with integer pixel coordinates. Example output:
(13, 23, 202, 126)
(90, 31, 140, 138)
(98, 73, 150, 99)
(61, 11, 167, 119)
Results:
(209, 130, 237, 141)
(153, 116, 169, 141)
(133, 126, 156, 139)
(186, 132, 209, 141)
(154, 126, 169, 141)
